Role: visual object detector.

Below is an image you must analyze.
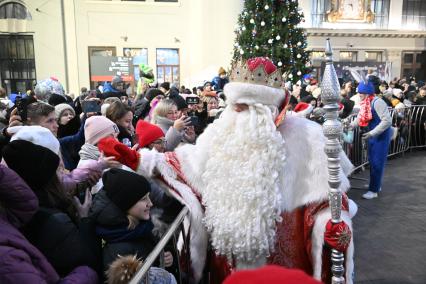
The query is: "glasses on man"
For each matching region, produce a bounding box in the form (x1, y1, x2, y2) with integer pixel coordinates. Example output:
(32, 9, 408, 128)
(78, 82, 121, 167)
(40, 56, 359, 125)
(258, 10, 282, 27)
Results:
(152, 139, 166, 146)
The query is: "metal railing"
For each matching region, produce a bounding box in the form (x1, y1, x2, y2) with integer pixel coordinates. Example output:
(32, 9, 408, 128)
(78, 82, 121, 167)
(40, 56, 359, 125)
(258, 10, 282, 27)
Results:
(128, 105, 425, 283)
(129, 206, 189, 284)
(343, 105, 426, 172)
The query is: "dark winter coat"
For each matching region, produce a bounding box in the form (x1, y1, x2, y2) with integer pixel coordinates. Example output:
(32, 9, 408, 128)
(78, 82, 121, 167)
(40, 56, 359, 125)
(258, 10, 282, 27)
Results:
(0, 165, 98, 284)
(23, 185, 101, 277)
(89, 190, 158, 270)
(59, 117, 86, 170)
(57, 115, 81, 139)
(211, 76, 229, 91)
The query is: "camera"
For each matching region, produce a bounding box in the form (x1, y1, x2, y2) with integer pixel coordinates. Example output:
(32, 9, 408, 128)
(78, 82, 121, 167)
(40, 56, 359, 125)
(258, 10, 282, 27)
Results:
(186, 96, 200, 105)
(14, 95, 33, 122)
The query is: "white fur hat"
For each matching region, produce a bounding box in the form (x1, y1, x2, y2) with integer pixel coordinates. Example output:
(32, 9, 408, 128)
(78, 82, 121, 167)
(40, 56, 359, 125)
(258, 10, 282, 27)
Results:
(9, 126, 60, 155)
(225, 57, 287, 107)
(392, 88, 403, 99)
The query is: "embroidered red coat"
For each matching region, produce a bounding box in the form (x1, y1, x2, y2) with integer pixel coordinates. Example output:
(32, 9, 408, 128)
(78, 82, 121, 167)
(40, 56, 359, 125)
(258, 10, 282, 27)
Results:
(131, 116, 355, 284)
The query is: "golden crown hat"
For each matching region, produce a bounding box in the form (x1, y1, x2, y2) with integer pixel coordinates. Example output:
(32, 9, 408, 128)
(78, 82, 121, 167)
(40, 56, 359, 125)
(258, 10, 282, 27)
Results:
(229, 59, 284, 89)
(224, 58, 288, 111)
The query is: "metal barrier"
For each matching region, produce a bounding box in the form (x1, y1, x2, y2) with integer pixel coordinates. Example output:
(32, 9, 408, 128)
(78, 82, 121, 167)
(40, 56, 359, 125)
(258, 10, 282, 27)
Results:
(129, 206, 189, 284)
(128, 105, 426, 283)
(343, 105, 426, 172)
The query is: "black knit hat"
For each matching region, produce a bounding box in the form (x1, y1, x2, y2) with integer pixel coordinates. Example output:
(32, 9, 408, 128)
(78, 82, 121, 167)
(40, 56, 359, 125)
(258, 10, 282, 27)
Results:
(48, 94, 67, 106)
(170, 93, 188, 110)
(102, 168, 151, 212)
(160, 82, 170, 91)
(145, 88, 164, 102)
(2, 140, 60, 192)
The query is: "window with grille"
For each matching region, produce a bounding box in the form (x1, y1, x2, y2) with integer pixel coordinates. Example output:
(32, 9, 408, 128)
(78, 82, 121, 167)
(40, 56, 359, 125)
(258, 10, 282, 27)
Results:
(0, 35, 36, 95)
(156, 48, 179, 84)
(402, 0, 426, 30)
(401, 51, 423, 79)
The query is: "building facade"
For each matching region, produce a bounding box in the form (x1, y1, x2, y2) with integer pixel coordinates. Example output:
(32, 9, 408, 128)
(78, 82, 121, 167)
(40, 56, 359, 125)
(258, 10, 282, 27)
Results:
(0, 0, 243, 95)
(299, 0, 426, 82)
(1, 0, 426, 95)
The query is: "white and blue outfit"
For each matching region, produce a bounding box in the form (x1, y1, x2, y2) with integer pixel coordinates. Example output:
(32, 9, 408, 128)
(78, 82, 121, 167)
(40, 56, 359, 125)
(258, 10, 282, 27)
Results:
(366, 97, 392, 193)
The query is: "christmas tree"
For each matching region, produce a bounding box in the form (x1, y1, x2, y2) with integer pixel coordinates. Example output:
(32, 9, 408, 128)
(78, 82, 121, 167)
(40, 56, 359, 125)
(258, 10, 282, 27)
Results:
(232, 0, 310, 82)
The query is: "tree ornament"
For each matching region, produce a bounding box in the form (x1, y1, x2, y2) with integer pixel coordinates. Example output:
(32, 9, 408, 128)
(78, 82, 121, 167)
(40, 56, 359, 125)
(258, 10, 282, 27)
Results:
(232, 0, 310, 83)
(289, 74, 293, 78)
(297, 71, 302, 76)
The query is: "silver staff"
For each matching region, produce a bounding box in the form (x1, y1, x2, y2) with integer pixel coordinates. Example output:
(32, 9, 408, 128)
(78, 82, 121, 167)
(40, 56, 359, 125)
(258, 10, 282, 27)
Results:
(320, 39, 345, 284)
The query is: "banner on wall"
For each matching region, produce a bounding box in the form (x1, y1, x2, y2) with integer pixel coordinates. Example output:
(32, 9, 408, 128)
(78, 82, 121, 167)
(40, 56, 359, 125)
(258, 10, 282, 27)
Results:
(320, 61, 391, 82)
(90, 56, 133, 82)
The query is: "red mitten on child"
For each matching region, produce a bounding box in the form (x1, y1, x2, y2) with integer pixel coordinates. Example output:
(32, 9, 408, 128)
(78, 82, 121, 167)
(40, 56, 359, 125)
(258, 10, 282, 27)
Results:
(324, 220, 352, 252)
(98, 137, 140, 171)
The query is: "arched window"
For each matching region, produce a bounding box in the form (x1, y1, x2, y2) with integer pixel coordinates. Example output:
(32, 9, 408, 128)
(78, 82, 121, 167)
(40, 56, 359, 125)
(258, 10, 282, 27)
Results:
(0, 1, 32, 20)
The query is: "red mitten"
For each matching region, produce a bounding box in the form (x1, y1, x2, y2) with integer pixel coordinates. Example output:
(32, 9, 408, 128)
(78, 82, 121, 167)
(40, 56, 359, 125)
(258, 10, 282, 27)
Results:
(324, 220, 352, 252)
(98, 137, 121, 159)
(98, 137, 140, 171)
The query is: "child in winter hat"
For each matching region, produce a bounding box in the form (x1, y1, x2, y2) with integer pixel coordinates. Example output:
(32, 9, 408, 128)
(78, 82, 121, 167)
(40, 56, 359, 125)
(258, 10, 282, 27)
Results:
(92, 169, 176, 281)
(135, 120, 165, 152)
(55, 103, 76, 126)
(84, 116, 120, 145)
(78, 116, 120, 194)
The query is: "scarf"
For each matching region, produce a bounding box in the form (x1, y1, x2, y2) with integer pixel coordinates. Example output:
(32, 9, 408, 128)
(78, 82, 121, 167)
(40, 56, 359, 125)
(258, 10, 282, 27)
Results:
(79, 143, 101, 161)
(96, 220, 154, 243)
(358, 96, 375, 127)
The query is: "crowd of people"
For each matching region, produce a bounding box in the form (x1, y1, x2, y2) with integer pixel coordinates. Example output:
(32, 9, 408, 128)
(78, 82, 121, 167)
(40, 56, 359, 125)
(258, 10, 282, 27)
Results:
(0, 60, 424, 284)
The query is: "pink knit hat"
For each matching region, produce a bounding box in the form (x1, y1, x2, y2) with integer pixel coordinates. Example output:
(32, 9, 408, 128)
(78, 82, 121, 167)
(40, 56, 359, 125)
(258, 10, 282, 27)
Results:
(84, 116, 119, 145)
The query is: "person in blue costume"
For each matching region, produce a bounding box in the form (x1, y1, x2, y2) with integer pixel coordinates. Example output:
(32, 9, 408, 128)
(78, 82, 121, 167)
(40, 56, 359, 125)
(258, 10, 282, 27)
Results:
(351, 81, 392, 199)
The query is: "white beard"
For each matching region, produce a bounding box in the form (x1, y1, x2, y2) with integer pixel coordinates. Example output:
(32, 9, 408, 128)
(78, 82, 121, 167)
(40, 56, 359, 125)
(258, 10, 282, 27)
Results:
(196, 104, 286, 263)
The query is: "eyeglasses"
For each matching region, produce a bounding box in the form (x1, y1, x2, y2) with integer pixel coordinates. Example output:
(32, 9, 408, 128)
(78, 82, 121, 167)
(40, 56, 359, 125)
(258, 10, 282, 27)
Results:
(152, 139, 166, 146)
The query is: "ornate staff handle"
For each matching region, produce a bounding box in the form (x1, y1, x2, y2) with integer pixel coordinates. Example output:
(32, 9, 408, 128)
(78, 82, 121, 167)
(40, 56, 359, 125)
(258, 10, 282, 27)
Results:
(321, 39, 345, 284)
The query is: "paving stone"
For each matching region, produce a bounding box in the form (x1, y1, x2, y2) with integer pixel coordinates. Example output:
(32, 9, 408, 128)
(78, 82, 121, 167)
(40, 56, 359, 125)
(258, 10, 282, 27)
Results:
(348, 151, 426, 284)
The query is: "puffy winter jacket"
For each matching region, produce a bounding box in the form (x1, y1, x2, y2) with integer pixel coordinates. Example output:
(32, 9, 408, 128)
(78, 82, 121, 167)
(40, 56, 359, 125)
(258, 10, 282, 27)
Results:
(0, 165, 98, 283)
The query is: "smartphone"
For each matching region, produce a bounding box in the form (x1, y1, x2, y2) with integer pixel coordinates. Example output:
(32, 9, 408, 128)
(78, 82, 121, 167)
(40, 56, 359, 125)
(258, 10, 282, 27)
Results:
(189, 115, 199, 127)
(15, 96, 28, 122)
(82, 100, 101, 114)
(75, 181, 90, 203)
(186, 96, 200, 105)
